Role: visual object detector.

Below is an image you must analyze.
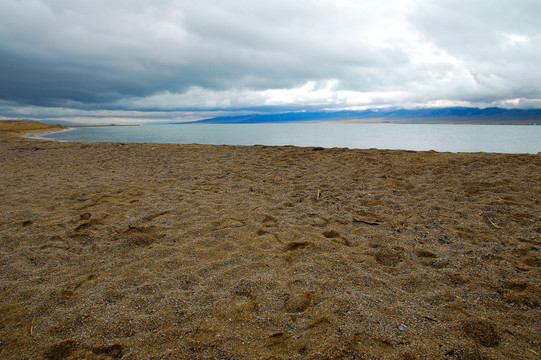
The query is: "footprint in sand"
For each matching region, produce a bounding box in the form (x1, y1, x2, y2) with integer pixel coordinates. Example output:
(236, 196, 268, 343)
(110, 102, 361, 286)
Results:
(306, 214, 328, 227)
(374, 247, 404, 266)
(90, 344, 124, 359)
(79, 212, 91, 220)
(322, 229, 351, 246)
(74, 218, 103, 232)
(501, 280, 528, 292)
(262, 214, 278, 226)
(43, 340, 124, 360)
(44, 340, 77, 360)
(142, 210, 170, 222)
(414, 249, 438, 258)
(233, 279, 259, 297)
(284, 241, 311, 251)
(119, 225, 164, 247)
(322, 229, 340, 238)
(213, 217, 245, 230)
(282, 241, 312, 263)
(256, 214, 279, 237)
(265, 331, 290, 348)
(284, 292, 312, 313)
(461, 319, 500, 347)
(413, 249, 448, 268)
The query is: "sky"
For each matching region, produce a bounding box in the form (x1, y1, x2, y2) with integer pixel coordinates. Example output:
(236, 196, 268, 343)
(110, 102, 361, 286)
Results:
(1, 0, 540, 123)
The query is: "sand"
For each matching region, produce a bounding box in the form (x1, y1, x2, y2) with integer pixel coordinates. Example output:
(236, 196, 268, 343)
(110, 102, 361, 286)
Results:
(0, 121, 540, 359)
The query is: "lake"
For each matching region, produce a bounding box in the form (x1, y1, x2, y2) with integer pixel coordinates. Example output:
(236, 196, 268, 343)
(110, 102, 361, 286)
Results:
(30, 123, 541, 154)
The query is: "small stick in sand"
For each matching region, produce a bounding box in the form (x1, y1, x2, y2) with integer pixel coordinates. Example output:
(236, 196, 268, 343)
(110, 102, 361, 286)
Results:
(30, 318, 34, 336)
(486, 216, 500, 229)
(316, 190, 321, 200)
(353, 218, 380, 226)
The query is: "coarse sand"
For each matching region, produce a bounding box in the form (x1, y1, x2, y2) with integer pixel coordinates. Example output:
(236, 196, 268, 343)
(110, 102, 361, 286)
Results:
(0, 121, 540, 359)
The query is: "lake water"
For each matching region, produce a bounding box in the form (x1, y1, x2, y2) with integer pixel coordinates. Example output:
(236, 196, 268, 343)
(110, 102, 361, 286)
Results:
(31, 123, 541, 154)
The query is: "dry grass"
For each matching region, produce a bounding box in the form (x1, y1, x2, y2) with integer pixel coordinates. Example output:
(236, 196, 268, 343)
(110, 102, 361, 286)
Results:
(0, 120, 65, 135)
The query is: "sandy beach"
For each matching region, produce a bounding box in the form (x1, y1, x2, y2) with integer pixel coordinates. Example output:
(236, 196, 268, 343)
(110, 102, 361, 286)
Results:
(0, 121, 539, 359)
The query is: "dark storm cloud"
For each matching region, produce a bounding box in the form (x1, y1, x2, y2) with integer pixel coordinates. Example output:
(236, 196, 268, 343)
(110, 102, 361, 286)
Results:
(0, 0, 540, 118)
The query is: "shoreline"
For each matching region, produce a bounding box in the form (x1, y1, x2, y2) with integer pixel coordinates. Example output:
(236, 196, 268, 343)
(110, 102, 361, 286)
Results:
(13, 121, 541, 155)
(1, 121, 540, 359)
(24, 127, 76, 141)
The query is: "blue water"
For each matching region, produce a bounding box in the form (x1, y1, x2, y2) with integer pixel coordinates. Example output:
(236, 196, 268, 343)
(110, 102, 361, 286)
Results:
(31, 123, 541, 153)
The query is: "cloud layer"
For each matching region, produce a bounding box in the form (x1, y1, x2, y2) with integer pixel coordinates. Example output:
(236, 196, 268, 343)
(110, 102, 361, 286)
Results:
(1, 0, 540, 121)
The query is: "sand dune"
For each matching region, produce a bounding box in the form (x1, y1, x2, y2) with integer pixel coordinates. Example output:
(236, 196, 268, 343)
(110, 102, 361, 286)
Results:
(0, 121, 539, 359)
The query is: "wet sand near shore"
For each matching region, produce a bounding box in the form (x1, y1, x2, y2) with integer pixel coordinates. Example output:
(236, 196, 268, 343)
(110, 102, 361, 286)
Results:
(0, 121, 540, 359)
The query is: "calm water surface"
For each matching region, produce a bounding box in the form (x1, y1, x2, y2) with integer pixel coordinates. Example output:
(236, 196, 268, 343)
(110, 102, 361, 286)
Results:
(32, 123, 541, 154)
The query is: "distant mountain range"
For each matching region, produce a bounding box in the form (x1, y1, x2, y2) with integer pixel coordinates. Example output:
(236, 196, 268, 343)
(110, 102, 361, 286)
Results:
(184, 107, 541, 125)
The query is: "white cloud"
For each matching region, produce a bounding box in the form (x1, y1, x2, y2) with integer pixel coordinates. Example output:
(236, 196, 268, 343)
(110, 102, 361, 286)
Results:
(0, 0, 540, 119)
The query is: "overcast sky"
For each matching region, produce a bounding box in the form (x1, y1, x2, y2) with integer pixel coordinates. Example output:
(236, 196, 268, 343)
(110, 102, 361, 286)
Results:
(1, 0, 540, 122)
